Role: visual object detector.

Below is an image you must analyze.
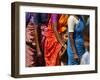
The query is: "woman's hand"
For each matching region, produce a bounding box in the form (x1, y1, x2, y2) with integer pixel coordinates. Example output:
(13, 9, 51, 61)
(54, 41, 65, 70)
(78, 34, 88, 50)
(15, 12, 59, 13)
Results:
(74, 53, 79, 60)
(74, 53, 80, 64)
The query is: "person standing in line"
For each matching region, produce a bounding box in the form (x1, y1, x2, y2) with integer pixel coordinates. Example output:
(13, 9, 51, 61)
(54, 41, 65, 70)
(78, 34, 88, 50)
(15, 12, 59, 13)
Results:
(67, 15, 85, 65)
(44, 14, 68, 66)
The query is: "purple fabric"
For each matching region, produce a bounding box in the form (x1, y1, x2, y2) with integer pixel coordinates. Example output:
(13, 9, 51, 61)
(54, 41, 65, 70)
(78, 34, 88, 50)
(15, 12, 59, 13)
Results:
(51, 14, 57, 23)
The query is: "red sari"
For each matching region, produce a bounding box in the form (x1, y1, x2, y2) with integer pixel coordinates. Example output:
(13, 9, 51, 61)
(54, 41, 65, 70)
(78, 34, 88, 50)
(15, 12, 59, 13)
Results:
(44, 14, 68, 66)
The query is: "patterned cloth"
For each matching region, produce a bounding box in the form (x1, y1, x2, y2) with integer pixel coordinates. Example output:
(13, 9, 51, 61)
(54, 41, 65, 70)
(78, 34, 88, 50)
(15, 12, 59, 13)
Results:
(44, 14, 68, 66)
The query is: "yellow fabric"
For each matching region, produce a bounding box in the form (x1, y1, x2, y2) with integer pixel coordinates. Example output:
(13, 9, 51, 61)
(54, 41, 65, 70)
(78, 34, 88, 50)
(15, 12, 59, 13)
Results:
(58, 14, 68, 33)
(47, 14, 68, 33)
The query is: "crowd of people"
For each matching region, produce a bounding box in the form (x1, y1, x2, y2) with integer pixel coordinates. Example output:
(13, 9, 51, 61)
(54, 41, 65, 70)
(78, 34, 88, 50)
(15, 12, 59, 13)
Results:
(25, 12, 90, 67)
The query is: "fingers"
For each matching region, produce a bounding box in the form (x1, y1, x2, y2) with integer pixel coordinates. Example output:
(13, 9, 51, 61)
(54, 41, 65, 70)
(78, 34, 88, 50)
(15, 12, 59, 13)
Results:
(73, 54, 80, 64)
(74, 54, 79, 60)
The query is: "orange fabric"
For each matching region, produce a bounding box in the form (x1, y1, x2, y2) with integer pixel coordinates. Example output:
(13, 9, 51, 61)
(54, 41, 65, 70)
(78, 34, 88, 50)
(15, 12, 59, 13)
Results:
(44, 29, 62, 66)
(58, 14, 68, 33)
(44, 14, 68, 66)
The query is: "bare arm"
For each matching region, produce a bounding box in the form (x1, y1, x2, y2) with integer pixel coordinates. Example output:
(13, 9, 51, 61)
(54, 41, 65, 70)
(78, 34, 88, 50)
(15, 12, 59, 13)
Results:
(68, 15, 79, 60)
(34, 24, 42, 56)
(51, 14, 64, 46)
(69, 32, 79, 60)
(69, 33, 77, 54)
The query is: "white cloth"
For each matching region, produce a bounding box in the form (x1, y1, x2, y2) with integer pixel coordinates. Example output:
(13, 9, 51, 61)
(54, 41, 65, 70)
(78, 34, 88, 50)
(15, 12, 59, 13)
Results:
(68, 15, 79, 32)
(81, 51, 90, 64)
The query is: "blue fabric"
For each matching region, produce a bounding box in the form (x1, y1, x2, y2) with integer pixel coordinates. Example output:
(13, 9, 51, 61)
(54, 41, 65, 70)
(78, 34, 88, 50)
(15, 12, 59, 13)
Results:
(67, 16, 85, 65)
